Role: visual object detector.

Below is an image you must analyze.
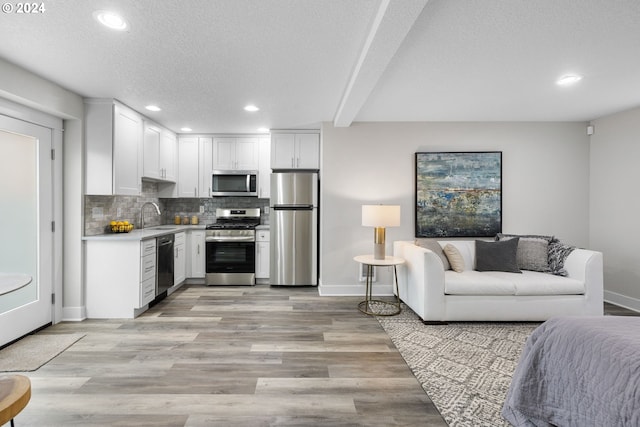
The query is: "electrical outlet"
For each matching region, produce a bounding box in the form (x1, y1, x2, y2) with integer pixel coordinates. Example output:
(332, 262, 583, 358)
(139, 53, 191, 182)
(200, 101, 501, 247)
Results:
(117, 207, 123, 217)
(264, 206, 269, 214)
(200, 206, 205, 213)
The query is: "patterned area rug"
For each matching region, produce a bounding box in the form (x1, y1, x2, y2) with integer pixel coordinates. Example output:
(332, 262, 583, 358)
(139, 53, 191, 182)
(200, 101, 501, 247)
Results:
(378, 307, 539, 427)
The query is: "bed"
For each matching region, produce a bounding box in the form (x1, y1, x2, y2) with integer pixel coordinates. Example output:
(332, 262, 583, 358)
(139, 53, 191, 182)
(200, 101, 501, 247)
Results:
(502, 316, 640, 426)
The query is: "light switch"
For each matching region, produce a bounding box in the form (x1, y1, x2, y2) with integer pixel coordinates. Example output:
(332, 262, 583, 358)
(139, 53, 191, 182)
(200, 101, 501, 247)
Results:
(92, 207, 103, 219)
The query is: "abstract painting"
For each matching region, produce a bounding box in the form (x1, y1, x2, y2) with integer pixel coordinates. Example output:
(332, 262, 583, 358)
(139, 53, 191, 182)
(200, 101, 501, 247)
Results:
(415, 152, 502, 237)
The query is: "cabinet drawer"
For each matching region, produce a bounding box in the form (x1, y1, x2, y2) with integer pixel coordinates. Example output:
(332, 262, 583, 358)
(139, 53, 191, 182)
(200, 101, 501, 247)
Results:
(256, 230, 269, 242)
(141, 239, 156, 257)
(141, 254, 156, 282)
(140, 276, 156, 306)
(174, 232, 186, 245)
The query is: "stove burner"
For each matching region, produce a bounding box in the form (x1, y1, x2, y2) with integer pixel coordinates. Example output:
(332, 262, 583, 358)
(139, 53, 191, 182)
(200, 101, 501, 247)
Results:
(206, 207, 260, 230)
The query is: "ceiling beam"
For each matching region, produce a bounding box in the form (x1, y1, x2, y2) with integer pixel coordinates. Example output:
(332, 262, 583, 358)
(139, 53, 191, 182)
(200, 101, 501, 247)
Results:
(333, 0, 428, 127)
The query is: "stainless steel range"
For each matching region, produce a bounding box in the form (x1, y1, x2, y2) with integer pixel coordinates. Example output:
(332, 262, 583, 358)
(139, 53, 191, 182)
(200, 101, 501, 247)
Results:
(205, 208, 260, 286)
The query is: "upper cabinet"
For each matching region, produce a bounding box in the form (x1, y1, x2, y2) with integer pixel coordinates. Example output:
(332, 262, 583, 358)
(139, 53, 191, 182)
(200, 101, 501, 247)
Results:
(213, 137, 259, 171)
(85, 99, 143, 195)
(270, 132, 319, 170)
(177, 136, 213, 198)
(143, 121, 177, 182)
(257, 137, 271, 199)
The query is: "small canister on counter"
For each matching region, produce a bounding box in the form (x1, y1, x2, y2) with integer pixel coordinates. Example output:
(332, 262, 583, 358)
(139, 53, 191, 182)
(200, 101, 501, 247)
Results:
(191, 215, 199, 225)
(174, 215, 181, 225)
(182, 216, 190, 225)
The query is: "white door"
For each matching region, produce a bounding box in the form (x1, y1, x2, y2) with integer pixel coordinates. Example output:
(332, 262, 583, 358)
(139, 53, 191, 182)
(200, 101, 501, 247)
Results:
(0, 115, 53, 347)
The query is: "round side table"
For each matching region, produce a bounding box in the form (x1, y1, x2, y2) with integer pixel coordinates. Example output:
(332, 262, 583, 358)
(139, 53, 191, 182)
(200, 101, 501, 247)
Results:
(0, 375, 31, 427)
(353, 255, 405, 316)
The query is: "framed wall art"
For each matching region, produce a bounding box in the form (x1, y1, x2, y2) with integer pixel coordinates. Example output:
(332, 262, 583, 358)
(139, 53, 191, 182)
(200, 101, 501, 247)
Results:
(415, 151, 502, 238)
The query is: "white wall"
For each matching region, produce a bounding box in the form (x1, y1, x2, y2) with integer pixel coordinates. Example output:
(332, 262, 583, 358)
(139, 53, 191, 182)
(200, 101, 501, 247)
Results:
(0, 58, 85, 320)
(590, 107, 640, 311)
(320, 121, 591, 295)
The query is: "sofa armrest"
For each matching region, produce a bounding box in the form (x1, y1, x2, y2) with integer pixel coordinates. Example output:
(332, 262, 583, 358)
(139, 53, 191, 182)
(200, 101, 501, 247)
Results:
(393, 240, 446, 321)
(564, 248, 604, 315)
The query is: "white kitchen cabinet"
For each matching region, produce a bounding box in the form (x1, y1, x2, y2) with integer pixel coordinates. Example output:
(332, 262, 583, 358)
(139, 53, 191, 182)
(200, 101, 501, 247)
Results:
(174, 232, 186, 285)
(140, 239, 157, 307)
(177, 137, 200, 197)
(213, 137, 259, 170)
(257, 136, 271, 198)
(85, 238, 156, 318)
(199, 137, 213, 197)
(270, 132, 319, 170)
(85, 99, 143, 195)
(188, 230, 206, 278)
(177, 136, 213, 198)
(143, 122, 177, 182)
(255, 229, 270, 280)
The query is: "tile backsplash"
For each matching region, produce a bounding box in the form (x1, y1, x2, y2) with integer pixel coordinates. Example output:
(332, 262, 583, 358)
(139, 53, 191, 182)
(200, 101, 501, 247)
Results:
(84, 181, 269, 236)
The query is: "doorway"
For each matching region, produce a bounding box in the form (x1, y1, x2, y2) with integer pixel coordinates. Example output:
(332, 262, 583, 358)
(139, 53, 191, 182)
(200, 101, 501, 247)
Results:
(0, 114, 54, 347)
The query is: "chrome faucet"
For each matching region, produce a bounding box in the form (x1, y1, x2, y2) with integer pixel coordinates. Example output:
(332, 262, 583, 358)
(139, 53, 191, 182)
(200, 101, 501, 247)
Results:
(140, 202, 161, 229)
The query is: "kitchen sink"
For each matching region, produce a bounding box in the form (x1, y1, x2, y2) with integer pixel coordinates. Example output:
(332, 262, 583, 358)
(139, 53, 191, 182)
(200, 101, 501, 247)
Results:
(146, 225, 179, 230)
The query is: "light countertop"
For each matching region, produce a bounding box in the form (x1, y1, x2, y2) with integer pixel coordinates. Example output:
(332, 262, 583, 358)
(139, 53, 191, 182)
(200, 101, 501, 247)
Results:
(83, 224, 206, 241)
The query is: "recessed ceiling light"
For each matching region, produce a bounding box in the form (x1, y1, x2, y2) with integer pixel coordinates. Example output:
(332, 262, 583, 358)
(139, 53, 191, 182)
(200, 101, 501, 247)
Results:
(180, 127, 192, 132)
(244, 105, 259, 112)
(93, 10, 129, 31)
(257, 127, 269, 133)
(556, 74, 583, 86)
(145, 105, 161, 112)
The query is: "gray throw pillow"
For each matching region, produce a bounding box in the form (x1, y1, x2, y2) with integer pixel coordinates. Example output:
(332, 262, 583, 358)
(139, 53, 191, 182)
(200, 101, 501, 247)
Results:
(496, 233, 552, 273)
(475, 238, 522, 273)
(415, 238, 450, 270)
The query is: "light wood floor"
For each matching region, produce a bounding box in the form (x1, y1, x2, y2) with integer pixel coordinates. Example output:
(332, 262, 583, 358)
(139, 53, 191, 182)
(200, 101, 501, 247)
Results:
(14, 285, 447, 426)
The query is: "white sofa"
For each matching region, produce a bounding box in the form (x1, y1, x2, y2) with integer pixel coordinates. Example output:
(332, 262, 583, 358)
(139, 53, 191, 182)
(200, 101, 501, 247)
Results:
(393, 240, 604, 322)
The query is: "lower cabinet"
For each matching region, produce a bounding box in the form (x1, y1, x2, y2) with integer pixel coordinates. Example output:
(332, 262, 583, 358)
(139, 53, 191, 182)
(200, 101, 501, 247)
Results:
(188, 230, 206, 279)
(85, 238, 156, 319)
(174, 232, 186, 285)
(255, 229, 270, 280)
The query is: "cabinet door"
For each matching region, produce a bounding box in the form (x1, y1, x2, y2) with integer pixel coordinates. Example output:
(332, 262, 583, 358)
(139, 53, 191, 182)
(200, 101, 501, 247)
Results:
(236, 138, 259, 170)
(271, 133, 295, 169)
(190, 231, 206, 278)
(143, 122, 161, 180)
(295, 133, 320, 169)
(174, 244, 186, 285)
(160, 130, 177, 182)
(258, 137, 271, 198)
(199, 137, 213, 197)
(255, 230, 270, 279)
(178, 137, 199, 197)
(113, 104, 142, 195)
(213, 137, 236, 170)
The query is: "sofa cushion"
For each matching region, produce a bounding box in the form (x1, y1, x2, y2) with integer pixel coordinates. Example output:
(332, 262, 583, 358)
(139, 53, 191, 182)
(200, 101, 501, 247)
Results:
(415, 239, 450, 270)
(483, 271, 585, 295)
(443, 244, 465, 272)
(496, 233, 552, 272)
(444, 270, 516, 295)
(475, 239, 522, 273)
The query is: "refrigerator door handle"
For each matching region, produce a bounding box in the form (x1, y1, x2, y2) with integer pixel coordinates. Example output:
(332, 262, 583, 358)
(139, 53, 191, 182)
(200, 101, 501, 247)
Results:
(273, 205, 314, 210)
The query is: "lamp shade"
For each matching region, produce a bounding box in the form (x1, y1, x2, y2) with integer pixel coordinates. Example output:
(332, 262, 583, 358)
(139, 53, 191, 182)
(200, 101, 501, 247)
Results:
(362, 205, 401, 227)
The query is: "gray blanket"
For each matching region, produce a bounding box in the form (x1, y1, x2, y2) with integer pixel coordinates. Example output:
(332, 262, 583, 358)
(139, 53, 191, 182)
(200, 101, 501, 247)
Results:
(502, 316, 640, 427)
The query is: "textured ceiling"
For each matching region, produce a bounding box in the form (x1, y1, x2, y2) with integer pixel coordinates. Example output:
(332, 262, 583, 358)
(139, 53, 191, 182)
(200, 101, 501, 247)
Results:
(0, 0, 639, 133)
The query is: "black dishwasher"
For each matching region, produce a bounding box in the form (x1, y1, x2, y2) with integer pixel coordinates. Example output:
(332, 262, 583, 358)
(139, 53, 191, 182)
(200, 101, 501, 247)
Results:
(156, 234, 174, 297)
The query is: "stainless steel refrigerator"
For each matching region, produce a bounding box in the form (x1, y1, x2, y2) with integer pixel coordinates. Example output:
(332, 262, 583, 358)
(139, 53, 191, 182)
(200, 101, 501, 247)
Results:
(270, 172, 318, 286)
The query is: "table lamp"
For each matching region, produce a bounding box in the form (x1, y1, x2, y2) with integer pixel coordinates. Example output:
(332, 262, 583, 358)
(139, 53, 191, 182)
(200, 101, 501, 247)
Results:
(362, 205, 401, 260)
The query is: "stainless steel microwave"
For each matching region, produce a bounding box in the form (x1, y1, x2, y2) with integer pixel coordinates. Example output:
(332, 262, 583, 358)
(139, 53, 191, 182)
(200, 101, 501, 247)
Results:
(211, 170, 258, 196)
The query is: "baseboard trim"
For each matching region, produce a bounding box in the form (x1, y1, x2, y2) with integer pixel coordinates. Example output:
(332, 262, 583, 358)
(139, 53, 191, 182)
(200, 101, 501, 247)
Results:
(604, 290, 640, 313)
(62, 305, 86, 321)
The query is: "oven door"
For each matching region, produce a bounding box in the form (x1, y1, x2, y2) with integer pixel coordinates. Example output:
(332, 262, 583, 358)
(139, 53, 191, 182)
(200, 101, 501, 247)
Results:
(205, 239, 256, 285)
